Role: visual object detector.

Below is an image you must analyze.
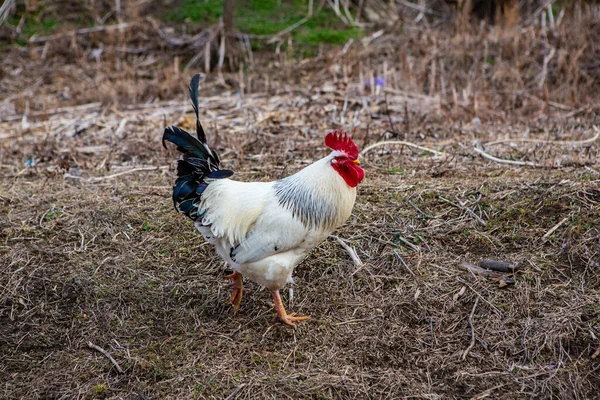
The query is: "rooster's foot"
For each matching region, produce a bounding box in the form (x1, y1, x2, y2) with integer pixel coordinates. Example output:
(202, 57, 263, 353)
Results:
(270, 289, 310, 327)
(224, 271, 243, 313)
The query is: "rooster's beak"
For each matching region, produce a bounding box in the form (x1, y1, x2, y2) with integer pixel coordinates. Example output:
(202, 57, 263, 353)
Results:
(352, 159, 360, 165)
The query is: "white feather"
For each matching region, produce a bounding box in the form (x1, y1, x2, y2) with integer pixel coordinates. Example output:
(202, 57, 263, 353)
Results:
(195, 152, 357, 290)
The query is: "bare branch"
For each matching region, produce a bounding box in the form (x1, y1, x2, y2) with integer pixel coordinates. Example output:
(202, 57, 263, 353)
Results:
(361, 140, 444, 157)
(462, 296, 480, 361)
(64, 166, 169, 182)
(542, 217, 569, 239)
(87, 341, 124, 373)
(473, 147, 546, 168)
(331, 235, 363, 266)
(486, 126, 599, 146)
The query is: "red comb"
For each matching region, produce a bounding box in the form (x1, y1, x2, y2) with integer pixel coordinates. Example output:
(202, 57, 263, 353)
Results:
(325, 130, 359, 160)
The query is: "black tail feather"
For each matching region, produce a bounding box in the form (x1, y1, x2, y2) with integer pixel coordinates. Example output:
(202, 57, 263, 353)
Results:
(188, 74, 206, 143)
(162, 74, 234, 220)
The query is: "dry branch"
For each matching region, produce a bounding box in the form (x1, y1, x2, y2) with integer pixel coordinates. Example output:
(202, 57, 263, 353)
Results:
(0, 0, 15, 27)
(542, 217, 569, 239)
(396, 0, 441, 16)
(458, 263, 515, 287)
(486, 127, 600, 146)
(538, 47, 556, 90)
(473, 147, 546, 168)
(0, 102, 103, 123)
(64, 166, 169, 183)
(224, 384, 245, 400)
(87, 341, 124, 373)
(29, 22, 134, 43)
(455, 197, 487, 227)
(331, 235, 363, 266)
(458, 262, 504, 278)
(462, 296, 479, 360)
(395, 234, 420, 252)
(267, 17, 310, 44)
(360, 140, 444, 157)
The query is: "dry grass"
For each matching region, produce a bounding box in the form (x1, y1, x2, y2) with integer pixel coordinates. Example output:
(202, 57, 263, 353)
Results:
(1, 4, 600, 399)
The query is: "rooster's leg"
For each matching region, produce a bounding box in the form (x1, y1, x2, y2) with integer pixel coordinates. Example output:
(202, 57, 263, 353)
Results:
(224, 272, 243, 313)
(270, 289, 309, 327)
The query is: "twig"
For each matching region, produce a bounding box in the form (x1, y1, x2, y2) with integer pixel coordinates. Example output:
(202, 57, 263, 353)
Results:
(39, 207, 54, 230)
(486, 127, 599, 146)
(339, 38, 354, 56)
(395, 234, 420, 252)
(470, 382, 507, 400)
(458, 263, 515, 288)
(29, 22, 134, 43)
(361, 29, 384, 47)
(334, 316, 378, 326)
(407, 199, 432, 219)
(0, 102, 103, 123)
(360, 140, 444, 157)
(470, 370, 558, 399)
(384, 94, 400, 139)
(396, 0, 441, 16)
(455, 196, 487, 227)
(473, 146, 546, 168)
(268, 0, 324, 44)
(327, 0, 350, 25)
(331, 235, 363, 266)
(224, 384, 245, 400)
(114, 118, 128, 137)
(462, 296, 479, 361)
(267, 17, 310, 44)
(64, 166, 169, 182)
(438, 196, 487, 227)
(340, 0, 357, 26)
(0, 0, 15, 28)
(542, 217, 569, 239)
(87, 341, 124, 373)
(538, 47, 556, 90)
(394, 250, 414, 276)
(458, 262, 504, 278)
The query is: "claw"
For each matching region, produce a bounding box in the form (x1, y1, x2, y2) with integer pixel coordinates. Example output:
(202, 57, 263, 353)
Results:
(270, 289, 310, 328)
(281, 313, 310, 327)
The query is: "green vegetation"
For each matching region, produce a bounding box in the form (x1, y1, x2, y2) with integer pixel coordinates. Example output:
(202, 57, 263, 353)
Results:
(91, 383, 108, 397)
(5, 0, 361, 52)
(142, 221, 153, 231)
(386, 166, 406, 175)
(43, 209, 63, 221)
(169, 0, 224, 23)
(7, 15, 58, 45)
(169, 0, 361, 48)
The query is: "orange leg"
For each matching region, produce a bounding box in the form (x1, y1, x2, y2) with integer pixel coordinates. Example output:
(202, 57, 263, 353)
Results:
(271, 289, 310, 327)
(224, 272, 243, 313)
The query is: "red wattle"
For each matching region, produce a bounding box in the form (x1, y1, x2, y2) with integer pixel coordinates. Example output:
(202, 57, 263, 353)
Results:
(332, 162, 365, 188)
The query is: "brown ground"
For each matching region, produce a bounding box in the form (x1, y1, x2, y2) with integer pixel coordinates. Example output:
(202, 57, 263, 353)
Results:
(1, 5, 600, 400)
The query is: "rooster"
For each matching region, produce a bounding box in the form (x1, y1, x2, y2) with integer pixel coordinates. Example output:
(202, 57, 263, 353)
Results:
(162, 74, 365, 326)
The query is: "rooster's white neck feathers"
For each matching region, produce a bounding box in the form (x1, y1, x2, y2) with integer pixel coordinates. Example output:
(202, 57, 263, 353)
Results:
(274, 153, 356, 231)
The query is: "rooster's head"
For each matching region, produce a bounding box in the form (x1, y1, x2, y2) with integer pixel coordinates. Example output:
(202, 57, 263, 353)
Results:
(325, 130, 365, 188)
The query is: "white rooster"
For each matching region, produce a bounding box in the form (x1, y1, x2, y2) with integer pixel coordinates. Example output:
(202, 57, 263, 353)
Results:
(162, 75, 365, 326)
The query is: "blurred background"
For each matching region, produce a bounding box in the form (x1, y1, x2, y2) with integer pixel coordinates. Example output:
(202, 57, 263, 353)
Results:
(1, 0, 599, 117)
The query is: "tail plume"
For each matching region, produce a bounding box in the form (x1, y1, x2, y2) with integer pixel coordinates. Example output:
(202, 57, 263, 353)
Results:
(162, 74, 233, 220)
